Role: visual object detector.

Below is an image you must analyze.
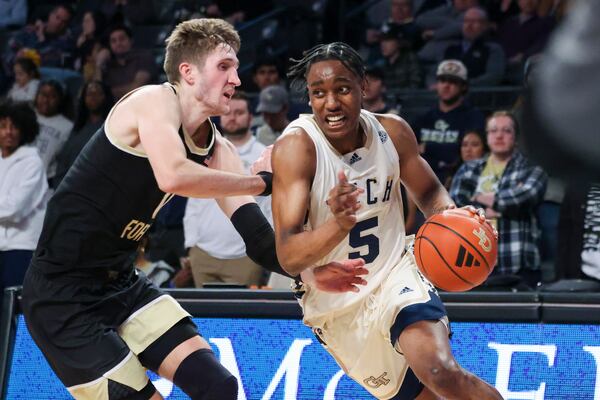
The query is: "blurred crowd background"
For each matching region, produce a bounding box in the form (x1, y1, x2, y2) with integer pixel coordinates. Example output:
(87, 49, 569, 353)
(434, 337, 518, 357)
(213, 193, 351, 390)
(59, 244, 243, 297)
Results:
(1, 0, 598, 295)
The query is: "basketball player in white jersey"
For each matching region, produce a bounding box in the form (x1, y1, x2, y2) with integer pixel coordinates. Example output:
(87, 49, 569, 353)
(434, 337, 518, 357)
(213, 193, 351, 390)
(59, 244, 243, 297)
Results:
(271, 42, 503, 399)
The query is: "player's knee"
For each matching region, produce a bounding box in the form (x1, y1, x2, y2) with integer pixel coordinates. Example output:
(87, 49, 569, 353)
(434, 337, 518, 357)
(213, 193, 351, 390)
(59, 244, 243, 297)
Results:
(203, 375, 238, 400)
(172, 348, 238, 400)
(418, 357, 464, 395)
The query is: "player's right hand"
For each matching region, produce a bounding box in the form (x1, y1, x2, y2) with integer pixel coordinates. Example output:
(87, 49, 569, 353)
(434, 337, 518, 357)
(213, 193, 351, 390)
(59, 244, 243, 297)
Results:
(326, 170, 364, 231)
(452, 205, 498, 240)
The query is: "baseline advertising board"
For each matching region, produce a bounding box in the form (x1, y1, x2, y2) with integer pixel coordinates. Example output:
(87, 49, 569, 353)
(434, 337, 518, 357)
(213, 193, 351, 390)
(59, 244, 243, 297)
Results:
(5, 316, 600, 399)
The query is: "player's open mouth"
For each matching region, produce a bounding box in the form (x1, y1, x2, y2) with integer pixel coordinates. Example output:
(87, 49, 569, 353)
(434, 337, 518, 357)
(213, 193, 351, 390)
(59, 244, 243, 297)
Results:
(223, 92, 234, 99)
(325, 114, 346, 128)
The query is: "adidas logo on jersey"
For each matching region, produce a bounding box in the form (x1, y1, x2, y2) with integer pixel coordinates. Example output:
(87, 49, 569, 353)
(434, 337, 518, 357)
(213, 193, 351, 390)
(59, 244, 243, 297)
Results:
(399, 286, 413, 295)
(377, 130, 388, 143)
(455, 245, 481, 267)
(349, 152, 362, 164)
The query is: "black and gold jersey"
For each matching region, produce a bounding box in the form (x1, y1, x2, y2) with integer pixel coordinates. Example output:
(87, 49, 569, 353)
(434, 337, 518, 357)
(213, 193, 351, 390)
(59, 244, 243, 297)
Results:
(33, 88, 216, 274)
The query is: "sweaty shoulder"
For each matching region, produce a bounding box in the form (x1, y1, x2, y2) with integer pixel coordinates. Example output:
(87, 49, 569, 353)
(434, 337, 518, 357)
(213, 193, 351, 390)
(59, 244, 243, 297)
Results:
(108, 84, 180, 148)
(127, 84, 179, 117)
(272, 126, 316, 178)
(374, 113, 419, 155)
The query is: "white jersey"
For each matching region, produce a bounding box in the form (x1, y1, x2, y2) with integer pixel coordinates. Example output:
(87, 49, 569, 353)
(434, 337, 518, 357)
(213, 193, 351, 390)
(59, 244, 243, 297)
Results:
(284, 110, 406, 321)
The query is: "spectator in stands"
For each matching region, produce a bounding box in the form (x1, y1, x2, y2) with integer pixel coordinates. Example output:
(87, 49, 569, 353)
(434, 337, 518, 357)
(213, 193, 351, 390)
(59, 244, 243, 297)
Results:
(414, 59, 485, 183)
(450, 111, 547, 287)
(33, 79, 73, 187)
(255, 85, 290, 146)
(7, 56, 40, 103)
(100, 24, 156, 100)
(363, 66, 401, 114)
(366, 0, 423, 59)
(184, 92, 271, 288)
(248, 56, 283, 93)
(416, 0, 479, 73)
(53, 80, 113, 186)
(0, 0, 27, 30)
(374, 25, 422, 89)
(9, 4, 75, 69)
(74, 11, 110, 82)
(497, 0, 554, 83)
(97, 0, 158, 26)
(443, 7, 506, 86)
(0, 101, 48, 291)
(445, 129, 488, 188)
(204, 1, 274, 27)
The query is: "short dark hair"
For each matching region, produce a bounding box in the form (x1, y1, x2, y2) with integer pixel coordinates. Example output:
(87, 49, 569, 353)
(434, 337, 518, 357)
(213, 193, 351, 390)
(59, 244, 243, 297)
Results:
(36, 79, 68, 115)
(231, 91, 248, 102)
(252, 56, 282, 75)
(14, 57, 40, 79)
(0, 101, 40, 146)
(52, 3, 74, 18)
(108, 24, 133, 40)
(365, 66, 384, 81)
(287, 42, 366, 96)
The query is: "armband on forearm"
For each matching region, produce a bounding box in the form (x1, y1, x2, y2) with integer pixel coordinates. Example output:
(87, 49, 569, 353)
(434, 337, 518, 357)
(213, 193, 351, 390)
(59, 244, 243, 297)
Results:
(230, 203, 293, 278)
(257, 171, 273, 196)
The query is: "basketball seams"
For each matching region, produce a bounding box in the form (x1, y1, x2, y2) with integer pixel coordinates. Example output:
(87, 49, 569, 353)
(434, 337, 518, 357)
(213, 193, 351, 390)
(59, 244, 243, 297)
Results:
(418, 234, 475, 289)
(426, 219, 492, 272)
(415, 221, 432, 281)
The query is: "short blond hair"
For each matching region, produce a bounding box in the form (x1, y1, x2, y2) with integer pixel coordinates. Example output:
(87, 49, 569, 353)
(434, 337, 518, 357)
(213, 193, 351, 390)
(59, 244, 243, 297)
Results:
(164, 18, 241, 83)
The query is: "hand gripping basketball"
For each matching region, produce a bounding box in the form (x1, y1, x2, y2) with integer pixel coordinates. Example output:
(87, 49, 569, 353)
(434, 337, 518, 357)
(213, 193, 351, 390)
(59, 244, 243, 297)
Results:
(414, 208, 498, 292)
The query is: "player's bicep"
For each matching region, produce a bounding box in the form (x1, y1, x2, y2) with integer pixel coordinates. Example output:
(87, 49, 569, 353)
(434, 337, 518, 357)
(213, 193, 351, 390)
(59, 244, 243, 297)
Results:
(271, 132, 315, 243)
(136, 92, 188, 187)
(380, 114, 440, 201)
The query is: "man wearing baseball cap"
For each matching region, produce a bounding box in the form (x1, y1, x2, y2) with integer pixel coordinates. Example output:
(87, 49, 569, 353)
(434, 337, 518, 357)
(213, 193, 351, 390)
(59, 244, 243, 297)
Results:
(255, 85, 290, 146)
(413, 59, 486, 183)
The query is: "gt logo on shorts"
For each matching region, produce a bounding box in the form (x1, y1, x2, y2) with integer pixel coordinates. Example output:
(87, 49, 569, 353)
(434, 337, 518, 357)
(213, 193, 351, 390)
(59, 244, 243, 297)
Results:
(364, 372, 390, 388)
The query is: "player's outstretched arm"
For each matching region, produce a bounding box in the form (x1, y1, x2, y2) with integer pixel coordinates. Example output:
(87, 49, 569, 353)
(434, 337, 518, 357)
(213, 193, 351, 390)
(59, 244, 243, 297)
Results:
(271, 129, 357, 275)
(136, 87, 267, 198)
(379, 114, 455, 218)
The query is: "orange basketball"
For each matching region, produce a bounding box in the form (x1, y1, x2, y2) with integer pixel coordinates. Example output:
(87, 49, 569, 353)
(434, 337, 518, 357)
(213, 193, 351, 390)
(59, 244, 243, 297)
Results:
(414, 209, 497, 292)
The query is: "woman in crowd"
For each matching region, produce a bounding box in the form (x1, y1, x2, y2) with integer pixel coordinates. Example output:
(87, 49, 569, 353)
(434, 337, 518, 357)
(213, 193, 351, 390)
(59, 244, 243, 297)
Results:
(445, 129, 489, 188)
(33, 79, 74, 188)
(7, 56, 40, 103)
(54, 80, 113, 186)
(0, 101, 48, 290)
(74, 11, 110, 82)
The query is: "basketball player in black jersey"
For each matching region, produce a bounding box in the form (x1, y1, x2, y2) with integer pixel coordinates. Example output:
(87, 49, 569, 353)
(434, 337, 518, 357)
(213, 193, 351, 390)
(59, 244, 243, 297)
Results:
(21, 19, 367, 400)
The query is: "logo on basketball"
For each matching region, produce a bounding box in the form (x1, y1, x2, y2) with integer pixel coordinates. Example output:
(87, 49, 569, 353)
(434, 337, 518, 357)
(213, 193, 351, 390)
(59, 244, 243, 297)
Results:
(455, 245, 480, 268)
(472, 227, 492, 252)
(364, 372, 390, 388)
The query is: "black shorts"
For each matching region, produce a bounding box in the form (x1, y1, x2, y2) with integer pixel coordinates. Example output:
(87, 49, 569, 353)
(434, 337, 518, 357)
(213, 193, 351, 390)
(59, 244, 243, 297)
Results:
(21, 265, 192, 398)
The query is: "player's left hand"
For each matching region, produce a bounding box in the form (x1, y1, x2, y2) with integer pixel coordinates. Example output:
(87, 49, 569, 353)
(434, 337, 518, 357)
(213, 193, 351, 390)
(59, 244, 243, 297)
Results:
(311, 258, 368, 293)
(251, 145, 273, 174)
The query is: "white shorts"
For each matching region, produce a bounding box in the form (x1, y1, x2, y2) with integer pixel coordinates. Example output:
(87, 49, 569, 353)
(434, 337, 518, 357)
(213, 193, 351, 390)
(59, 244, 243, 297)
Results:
(307, 247, 448, 399)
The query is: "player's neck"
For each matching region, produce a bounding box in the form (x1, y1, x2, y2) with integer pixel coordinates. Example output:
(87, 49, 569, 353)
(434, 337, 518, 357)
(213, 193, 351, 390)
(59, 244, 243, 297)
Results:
(176, 85, 212, 134)
(329, 124, 366, 155)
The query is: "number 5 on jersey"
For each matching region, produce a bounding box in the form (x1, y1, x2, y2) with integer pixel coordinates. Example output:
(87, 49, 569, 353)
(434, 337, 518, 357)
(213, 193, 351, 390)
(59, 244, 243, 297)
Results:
(349, 216, 379, 264)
